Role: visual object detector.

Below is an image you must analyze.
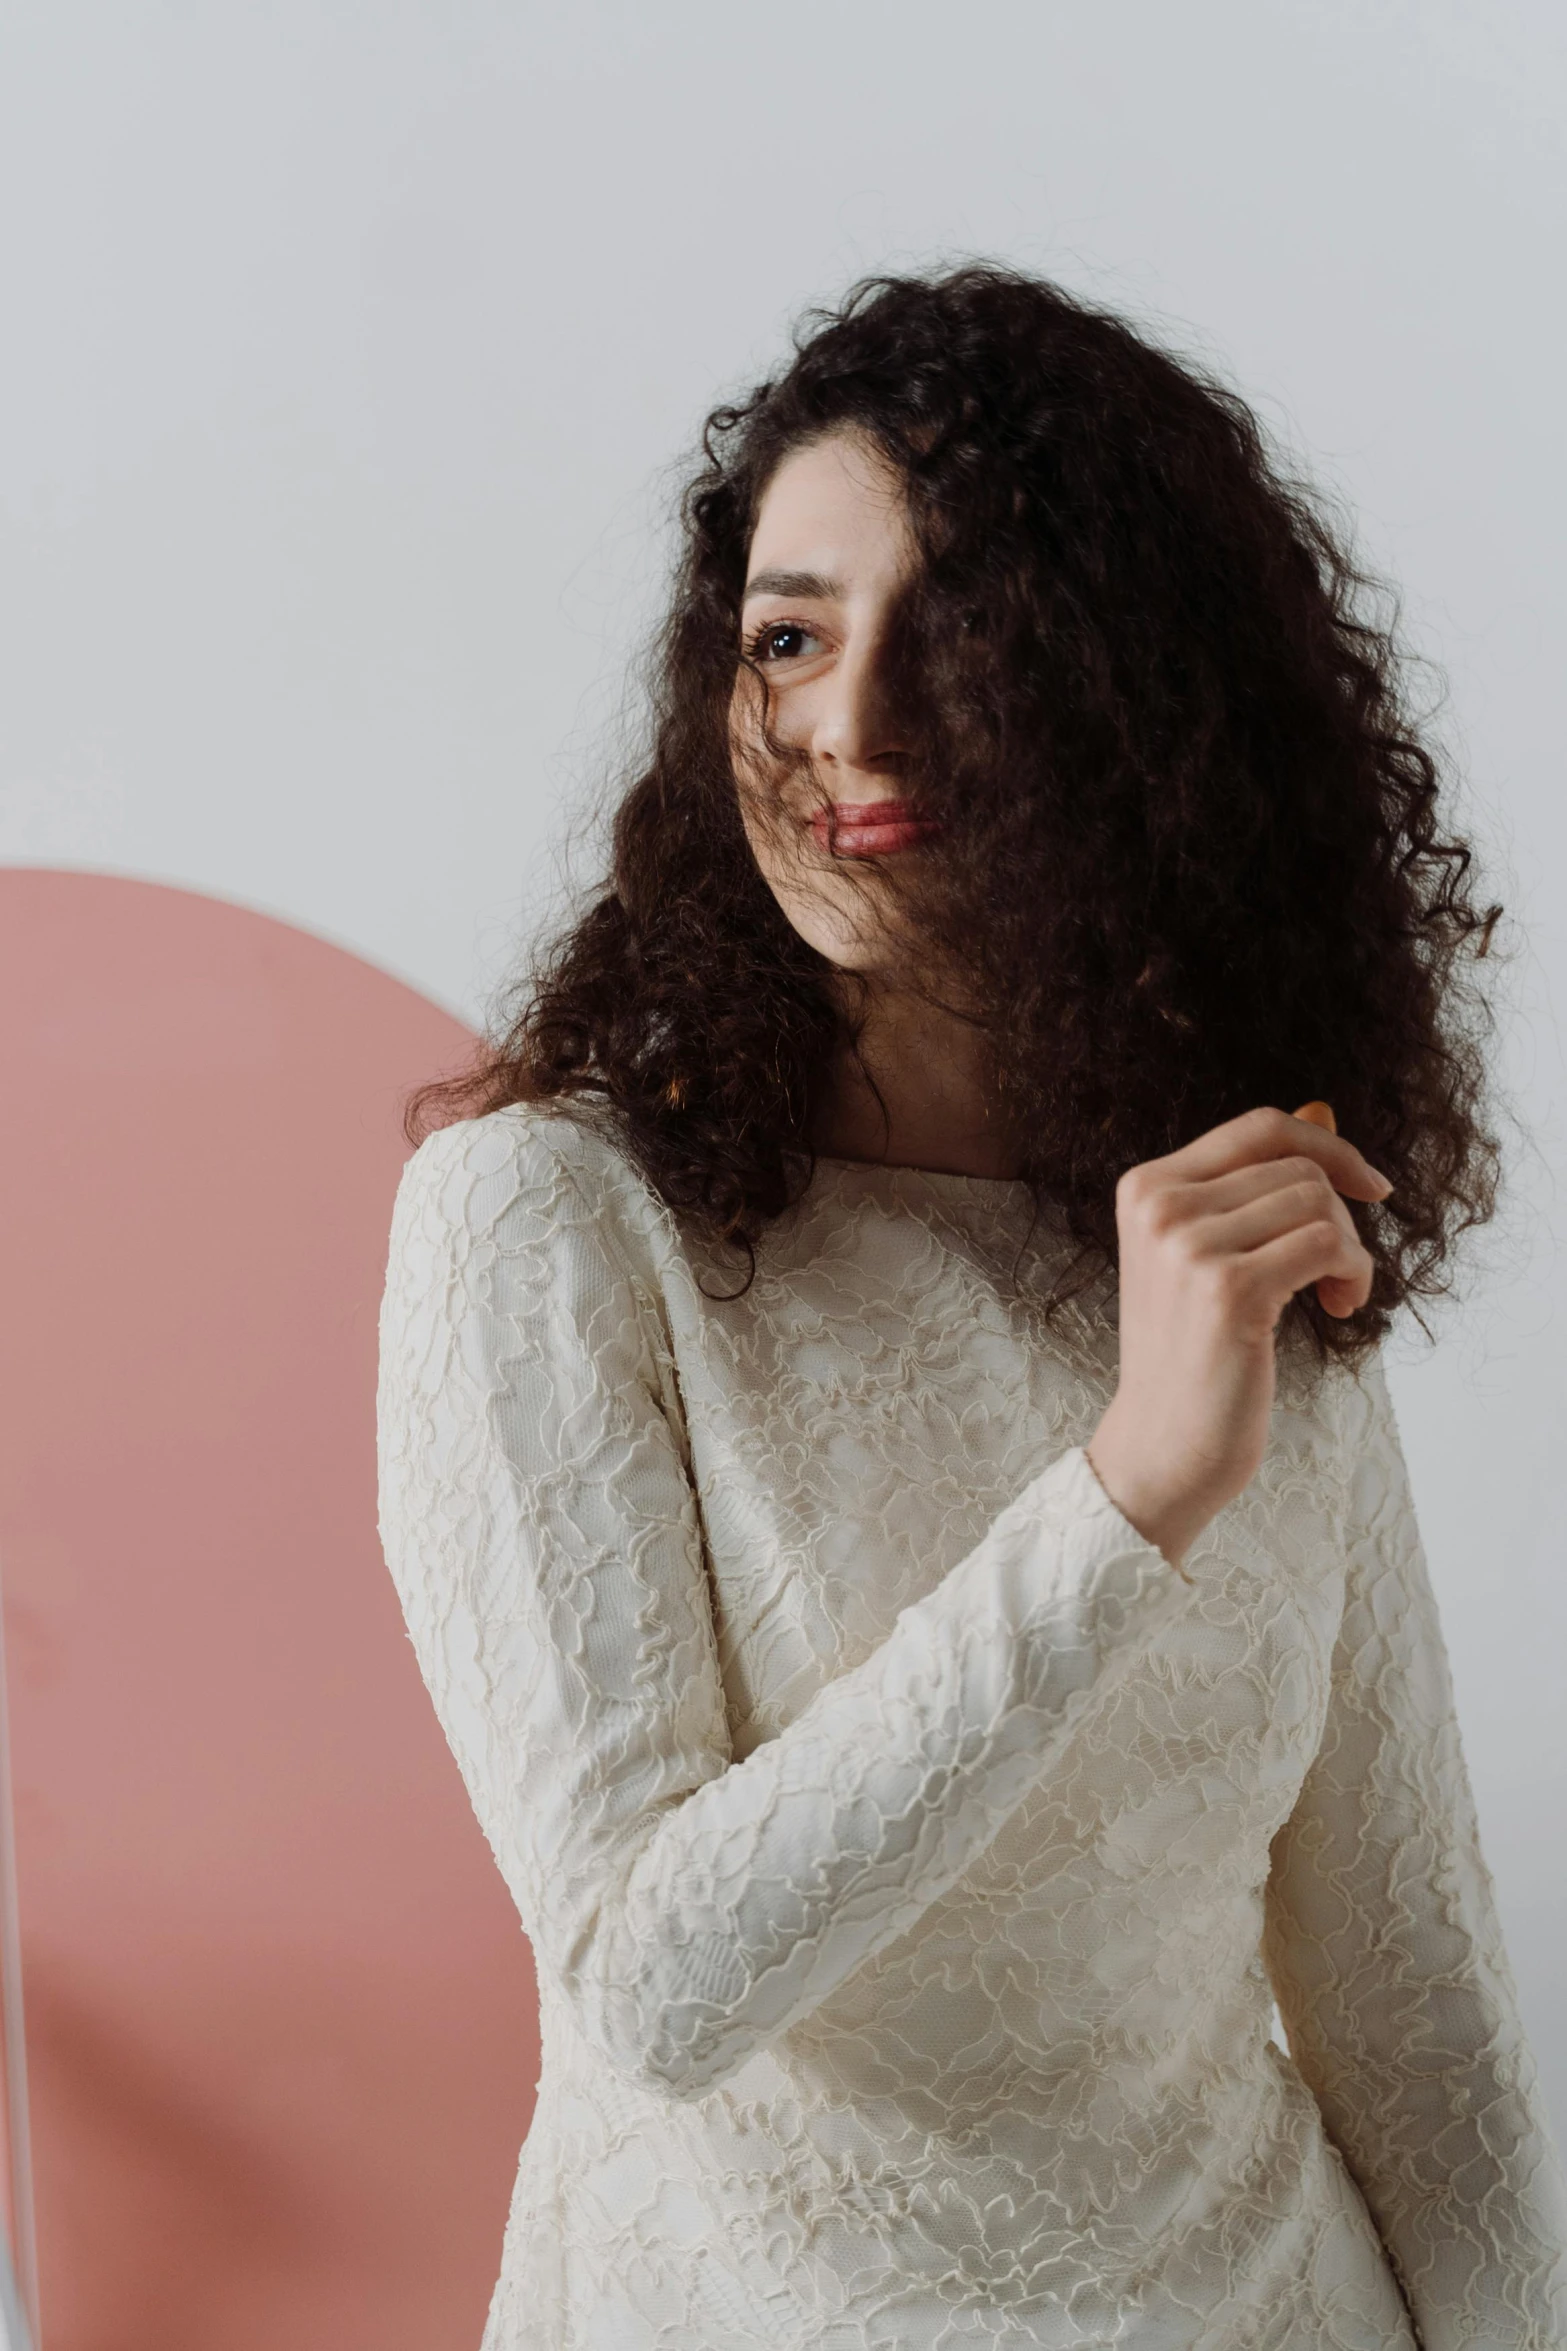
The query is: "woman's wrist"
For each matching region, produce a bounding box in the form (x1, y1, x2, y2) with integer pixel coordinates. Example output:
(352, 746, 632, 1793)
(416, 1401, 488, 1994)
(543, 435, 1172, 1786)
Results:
(1083, 1413, 1201, 1577)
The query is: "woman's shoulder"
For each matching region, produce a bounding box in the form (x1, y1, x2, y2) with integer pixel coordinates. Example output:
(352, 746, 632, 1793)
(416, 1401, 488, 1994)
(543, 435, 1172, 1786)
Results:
(1264, 1308, 1396, 1480)
(390, 1095, 669, 1250)
(1270, 1323, 1404, 1538)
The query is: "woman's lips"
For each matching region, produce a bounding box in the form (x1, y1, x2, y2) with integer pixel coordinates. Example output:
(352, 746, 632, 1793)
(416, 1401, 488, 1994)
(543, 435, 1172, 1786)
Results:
(808, 801, 946, 858)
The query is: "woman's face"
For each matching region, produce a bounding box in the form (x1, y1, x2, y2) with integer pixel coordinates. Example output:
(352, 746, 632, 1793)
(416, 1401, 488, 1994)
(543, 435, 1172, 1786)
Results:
(730, 430, 942, 976)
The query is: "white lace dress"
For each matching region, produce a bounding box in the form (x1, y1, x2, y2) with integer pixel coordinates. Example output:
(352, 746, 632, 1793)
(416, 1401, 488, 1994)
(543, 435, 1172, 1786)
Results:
(375, 1099, 1567, 2350)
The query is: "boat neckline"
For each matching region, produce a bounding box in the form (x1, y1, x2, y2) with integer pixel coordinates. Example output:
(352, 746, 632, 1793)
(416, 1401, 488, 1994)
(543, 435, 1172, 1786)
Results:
(515, 1102, 1034, 1195)
(799, 1150, 1033, 1195)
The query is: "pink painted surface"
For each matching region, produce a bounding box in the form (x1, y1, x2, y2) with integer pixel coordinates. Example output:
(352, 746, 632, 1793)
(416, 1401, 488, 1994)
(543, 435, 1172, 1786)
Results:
(0, 871, 537, 2350)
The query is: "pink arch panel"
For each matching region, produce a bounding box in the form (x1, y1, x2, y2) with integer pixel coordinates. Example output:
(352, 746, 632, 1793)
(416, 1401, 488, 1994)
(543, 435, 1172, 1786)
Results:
(0, 871, 536, 2350)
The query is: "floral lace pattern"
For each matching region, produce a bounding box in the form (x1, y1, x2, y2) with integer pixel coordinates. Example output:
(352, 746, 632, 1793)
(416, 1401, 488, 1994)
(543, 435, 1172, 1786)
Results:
(375, 1101, 1567, 2348)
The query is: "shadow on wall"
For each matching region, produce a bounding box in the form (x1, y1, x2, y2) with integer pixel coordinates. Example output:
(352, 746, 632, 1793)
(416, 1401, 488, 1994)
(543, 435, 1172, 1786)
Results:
(0, 872, 536, 2351)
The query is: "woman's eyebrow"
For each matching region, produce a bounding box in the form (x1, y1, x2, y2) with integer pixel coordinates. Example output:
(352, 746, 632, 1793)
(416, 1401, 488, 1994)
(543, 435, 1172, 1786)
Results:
(742, 568, 844, 601)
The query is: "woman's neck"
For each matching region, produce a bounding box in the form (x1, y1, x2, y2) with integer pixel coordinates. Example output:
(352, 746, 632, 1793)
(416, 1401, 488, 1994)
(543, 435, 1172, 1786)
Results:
(811, 979, 1022, 1180)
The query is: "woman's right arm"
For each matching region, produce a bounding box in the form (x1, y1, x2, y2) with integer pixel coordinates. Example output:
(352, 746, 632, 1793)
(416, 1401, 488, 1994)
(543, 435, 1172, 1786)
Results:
(375, 1112, 1192, 2103)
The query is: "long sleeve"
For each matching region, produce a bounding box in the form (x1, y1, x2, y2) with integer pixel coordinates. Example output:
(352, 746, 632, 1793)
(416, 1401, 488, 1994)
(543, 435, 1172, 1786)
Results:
(375, 1110, 1193, 2103)
(1263, 1348, 1567, 2348)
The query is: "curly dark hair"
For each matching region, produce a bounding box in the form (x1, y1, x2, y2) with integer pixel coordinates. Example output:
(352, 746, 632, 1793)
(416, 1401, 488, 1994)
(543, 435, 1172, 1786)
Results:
(408, 259, 1509, 1368)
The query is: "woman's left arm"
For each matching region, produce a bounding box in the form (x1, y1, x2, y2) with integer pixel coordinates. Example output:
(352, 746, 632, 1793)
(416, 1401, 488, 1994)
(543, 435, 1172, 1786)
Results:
(1264, 1349, 1567, 2348)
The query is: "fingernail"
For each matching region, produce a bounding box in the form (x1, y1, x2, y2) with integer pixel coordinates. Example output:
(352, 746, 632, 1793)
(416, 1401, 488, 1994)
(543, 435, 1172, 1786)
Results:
(1368, 1168, 1393, 1196)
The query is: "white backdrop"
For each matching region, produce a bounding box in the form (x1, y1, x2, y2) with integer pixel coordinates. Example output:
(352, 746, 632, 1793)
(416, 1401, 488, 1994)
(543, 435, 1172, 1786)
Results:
(2, 0, 1563, 2130)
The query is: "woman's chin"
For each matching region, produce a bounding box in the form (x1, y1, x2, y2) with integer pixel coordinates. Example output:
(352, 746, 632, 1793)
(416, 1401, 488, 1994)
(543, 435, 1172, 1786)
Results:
(771, 890, 913, 979)
(815, 938, 911, 984)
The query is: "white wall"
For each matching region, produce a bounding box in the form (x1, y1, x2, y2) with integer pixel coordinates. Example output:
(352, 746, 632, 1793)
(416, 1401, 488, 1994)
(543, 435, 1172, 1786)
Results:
(3, 0, 1564, 2131)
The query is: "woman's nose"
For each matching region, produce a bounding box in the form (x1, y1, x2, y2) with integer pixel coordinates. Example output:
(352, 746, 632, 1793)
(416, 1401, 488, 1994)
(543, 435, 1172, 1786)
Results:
(809, 638, 906, 775)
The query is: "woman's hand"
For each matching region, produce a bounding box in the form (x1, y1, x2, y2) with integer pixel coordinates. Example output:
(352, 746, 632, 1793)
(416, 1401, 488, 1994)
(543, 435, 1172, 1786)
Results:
(1085, 1104, 1391, 1573)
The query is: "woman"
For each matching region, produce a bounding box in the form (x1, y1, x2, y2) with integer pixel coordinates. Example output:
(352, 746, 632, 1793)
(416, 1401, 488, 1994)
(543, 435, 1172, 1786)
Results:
(375, 263, 1567, 2347)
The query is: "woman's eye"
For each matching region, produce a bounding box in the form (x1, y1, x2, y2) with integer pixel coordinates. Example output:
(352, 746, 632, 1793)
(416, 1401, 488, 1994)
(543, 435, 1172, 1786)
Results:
(744, 620, 824, 664)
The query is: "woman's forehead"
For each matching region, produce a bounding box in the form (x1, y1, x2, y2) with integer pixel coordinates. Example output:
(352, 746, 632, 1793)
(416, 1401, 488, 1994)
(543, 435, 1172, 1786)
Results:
(748, 435, 913, 591)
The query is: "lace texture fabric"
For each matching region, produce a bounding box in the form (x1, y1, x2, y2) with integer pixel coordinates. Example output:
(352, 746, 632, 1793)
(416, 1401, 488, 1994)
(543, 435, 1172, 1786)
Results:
(375, 1100, 1567, 2350)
